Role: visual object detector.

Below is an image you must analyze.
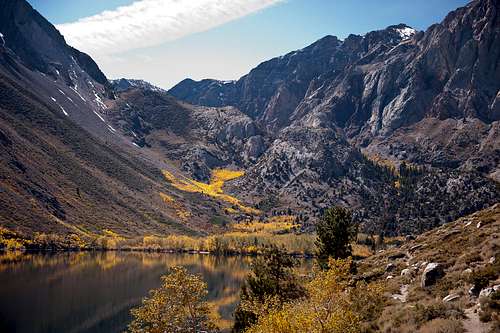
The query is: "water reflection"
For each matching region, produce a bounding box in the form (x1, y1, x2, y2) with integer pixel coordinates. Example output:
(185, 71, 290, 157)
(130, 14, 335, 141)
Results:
(0, 252, 252, 333)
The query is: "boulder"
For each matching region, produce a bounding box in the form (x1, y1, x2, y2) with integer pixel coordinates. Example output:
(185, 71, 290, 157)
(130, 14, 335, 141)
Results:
(405, 235, 416, 241)
(480, 285, 500, 299)
(421, 263, 445, 288)
(479, 287, 495, 299)
(386, 263, 396, 272)
(401, 268, 413, 277)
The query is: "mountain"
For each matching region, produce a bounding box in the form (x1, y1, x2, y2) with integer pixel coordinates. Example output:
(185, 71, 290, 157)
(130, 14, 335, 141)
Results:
(0, 0, 498, 239)
(110, 79, 166, 94)
(170, 0, 500, 181)
(168, 0, 500, 232)
(0, 0, 233, 237)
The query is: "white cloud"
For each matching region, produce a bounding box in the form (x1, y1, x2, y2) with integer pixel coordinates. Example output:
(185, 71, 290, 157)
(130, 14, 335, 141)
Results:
(57, 0, 283, 56)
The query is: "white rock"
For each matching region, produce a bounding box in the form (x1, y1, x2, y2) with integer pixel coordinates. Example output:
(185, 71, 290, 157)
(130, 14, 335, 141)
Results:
(401, 268, 412, 277)
(421, 263, 445, 288)
(479, 287, 494, 298)
(443, 293, 460, 302)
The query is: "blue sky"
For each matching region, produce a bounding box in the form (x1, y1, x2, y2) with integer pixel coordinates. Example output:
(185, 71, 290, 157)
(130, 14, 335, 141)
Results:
(28, 0, 469, 88)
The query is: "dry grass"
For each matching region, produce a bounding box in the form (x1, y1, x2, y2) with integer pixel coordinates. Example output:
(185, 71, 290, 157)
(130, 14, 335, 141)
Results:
(418, 318, 465, 333)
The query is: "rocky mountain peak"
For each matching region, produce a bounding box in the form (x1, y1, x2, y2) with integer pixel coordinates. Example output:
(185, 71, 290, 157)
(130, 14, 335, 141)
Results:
(0, 0, 108, 85)
(110, 78, 166, 93)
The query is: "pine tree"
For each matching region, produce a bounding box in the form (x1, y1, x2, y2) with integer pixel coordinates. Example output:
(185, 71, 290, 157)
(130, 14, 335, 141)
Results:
(233, 246, 305, 332)
(315, 206, 357, 268)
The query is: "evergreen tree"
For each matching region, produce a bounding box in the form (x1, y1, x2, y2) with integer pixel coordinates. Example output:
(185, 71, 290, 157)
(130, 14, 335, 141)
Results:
(315, 206, 357, 268)
(233, 246, 305, 332)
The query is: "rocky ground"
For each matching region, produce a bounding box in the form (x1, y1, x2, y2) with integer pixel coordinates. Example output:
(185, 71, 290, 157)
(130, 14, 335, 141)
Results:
(356, 203, 500, 332)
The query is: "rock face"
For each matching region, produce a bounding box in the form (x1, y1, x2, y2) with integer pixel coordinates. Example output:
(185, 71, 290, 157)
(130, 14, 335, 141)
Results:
(0, 0, 108, 86)
(421, 263, 445, 287)
(169, 34, 348, 133)
(167, 0, 500, 233)
(110, 78, 166, 93)
(171, 1, 500, 182)
(107, 87, 265, 181)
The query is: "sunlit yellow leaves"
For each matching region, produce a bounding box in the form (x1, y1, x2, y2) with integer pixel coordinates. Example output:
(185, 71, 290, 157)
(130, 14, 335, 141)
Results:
(232, 217, 295, 234)
(245, 258, 384, 333)
(128, 266, 217, 333)
(161, 169, 260, 215)
(159, 192, 192, 221)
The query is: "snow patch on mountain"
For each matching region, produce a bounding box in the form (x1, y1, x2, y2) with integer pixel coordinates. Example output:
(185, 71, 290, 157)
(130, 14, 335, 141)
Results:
(396, 27, 416, 39)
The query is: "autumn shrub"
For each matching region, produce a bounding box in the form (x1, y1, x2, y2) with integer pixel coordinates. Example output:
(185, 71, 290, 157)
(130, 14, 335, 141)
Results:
(244, 258, 383, 333)
(0, 227, 27, 250)
(128, 266, 218, 333)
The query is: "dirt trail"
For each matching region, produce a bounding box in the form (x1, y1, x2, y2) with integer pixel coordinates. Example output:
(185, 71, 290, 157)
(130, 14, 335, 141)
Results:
(463, 306, 491, 333)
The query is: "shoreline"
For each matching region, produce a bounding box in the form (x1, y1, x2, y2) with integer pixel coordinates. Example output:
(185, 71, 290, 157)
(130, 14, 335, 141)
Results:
(0, 247, 316, 259)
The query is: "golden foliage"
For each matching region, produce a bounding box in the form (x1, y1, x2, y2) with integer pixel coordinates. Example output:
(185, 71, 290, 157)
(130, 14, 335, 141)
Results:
(161, 169, 260, 215)
(102, 229, 123, 239)
(159, 192, 192, 221)
(363, 153, 398, 175)
(231, 219, 295, 233)
(245, 258, 384, 333)
(0, 227, 28, 250)
(128, 266, 217, 333)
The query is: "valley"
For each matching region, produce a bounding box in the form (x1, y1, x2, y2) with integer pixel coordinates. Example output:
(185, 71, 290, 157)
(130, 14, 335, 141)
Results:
(0, 0, 499, 331)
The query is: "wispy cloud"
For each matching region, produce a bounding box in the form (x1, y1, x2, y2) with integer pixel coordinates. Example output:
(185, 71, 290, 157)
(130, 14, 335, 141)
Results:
(57, 0, 283, 56)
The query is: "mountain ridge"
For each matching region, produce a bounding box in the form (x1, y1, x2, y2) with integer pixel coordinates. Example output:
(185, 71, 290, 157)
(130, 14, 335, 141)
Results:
(0, 0, 498, 238)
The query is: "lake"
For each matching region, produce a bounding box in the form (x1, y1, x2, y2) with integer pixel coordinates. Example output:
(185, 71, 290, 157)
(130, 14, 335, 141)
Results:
(0, 251, 256, 333)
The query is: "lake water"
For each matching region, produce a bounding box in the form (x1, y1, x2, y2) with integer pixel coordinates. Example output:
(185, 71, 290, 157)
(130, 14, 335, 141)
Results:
(0, 252, 255, 333)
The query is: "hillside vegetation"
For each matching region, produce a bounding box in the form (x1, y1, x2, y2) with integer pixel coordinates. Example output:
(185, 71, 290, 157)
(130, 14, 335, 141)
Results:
(161, 169, 260, 215)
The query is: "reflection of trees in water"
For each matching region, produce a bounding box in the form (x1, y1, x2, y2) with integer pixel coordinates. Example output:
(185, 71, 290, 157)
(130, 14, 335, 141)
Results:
(0, 252, 253, 331)
(0, 252, 310, 331)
